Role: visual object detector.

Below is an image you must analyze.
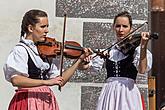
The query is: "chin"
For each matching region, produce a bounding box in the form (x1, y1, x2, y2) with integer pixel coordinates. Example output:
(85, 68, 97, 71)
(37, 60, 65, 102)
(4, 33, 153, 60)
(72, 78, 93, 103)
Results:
(117, 37, 124, 41)
(40, 37, 46, 41)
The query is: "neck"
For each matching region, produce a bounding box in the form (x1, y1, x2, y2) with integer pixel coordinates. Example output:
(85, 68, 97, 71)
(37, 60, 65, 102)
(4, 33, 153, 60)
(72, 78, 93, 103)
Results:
(25, 34, 33, 41)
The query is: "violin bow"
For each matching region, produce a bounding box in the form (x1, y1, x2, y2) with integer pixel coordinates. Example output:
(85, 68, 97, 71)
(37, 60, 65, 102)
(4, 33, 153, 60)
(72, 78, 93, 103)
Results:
(59, 14, 67, 91)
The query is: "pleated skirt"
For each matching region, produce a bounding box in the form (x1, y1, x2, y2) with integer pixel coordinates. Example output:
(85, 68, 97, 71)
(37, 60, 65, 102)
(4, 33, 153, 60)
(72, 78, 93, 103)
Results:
(96, 77, 144, 110)
(8, 86, 59, 110)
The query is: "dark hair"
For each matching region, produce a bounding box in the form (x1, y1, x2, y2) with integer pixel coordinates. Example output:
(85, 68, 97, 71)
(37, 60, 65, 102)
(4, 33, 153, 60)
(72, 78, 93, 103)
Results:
(113, 11, 132, 27)
(21, 9, 48, 37)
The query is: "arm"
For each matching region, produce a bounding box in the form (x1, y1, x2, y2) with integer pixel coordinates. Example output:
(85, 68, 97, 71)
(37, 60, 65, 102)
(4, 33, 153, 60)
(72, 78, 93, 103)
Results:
(10, 53, 88, 88)
(11, 74, 64, 88)
(8, 46, 90, 87)
(61, 58, 83, 86)
(61, 48, 91, 86)
(138, 32, 150, 74)
(5, 45, 64, 88)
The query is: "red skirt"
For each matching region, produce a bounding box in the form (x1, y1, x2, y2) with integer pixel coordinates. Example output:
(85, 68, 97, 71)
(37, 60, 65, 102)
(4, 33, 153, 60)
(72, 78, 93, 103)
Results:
(8, 86, 59, 110)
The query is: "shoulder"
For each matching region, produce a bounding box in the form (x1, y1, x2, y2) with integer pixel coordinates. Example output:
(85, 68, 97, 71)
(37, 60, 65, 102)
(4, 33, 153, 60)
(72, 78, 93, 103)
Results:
(16, 42, 28, 51)
(10, 43, 28, 57)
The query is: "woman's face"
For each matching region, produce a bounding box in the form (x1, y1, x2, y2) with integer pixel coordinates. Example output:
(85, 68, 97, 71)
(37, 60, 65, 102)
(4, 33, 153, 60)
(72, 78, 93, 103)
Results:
(29, 17, 49, 42)
(113, 16, 131, 41)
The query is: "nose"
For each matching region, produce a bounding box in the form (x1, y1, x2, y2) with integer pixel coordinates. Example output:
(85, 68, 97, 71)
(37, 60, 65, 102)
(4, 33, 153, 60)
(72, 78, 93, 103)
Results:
(119, 26, 124, 31)
(45, 27, 49, 34)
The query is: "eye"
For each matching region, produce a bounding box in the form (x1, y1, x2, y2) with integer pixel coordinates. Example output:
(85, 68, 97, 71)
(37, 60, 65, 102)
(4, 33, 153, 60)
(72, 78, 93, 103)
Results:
(41, 25, 46, 28)
(123, 25, 128, 28)
(115, 25, 121, 28)
(41, 25, 49, 28)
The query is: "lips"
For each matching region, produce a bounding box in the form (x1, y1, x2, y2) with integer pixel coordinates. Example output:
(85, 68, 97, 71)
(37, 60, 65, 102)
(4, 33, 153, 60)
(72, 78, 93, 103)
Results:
(117, 34, 125, 40)
(118, 34, 124, 37)
(43, 35, 47, 37)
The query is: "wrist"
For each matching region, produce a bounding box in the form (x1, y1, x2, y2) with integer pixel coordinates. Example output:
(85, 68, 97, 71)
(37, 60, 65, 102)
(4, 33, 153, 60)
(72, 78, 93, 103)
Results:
(42, 80, 47, 86)
(78, 57, 84, 62)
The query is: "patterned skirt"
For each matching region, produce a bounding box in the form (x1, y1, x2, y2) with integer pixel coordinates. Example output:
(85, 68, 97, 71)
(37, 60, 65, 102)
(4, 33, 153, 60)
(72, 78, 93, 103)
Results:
(8, 86, 59, 110)
(96, 77, 144, 110)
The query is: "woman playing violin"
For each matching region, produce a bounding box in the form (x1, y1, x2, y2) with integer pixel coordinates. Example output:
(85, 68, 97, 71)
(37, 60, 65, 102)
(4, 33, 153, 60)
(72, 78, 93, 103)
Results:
(81, 11, 152, 110)
(3, 9, 91, 110)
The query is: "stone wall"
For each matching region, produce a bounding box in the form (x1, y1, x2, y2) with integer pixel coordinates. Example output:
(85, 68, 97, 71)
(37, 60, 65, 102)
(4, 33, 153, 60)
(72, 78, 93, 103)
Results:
(55, 0, 150, 109)
(0, 0, 150, 110)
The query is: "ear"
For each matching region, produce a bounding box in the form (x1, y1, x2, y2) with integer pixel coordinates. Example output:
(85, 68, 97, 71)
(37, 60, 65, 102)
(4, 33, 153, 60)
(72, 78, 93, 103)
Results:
(28, 25, 34, 33)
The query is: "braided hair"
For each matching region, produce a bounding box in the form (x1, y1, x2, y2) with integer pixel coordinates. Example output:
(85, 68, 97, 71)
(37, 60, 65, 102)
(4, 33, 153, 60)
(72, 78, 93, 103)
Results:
(20, 9, 48, 37)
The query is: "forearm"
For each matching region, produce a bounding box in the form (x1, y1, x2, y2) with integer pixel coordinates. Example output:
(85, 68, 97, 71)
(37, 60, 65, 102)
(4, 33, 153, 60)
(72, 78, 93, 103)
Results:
(138, 46, 147, 74)
(11, 75, 45, 88)
(62, 58, 82, 85)
(138, 32, 150, 74)
(61, 47, 92, 86)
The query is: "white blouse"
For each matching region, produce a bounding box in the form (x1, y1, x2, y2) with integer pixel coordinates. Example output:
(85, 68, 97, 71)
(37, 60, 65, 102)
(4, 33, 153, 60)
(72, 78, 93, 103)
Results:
(3, 37, 60, 82)
(89, 46, 153, 74)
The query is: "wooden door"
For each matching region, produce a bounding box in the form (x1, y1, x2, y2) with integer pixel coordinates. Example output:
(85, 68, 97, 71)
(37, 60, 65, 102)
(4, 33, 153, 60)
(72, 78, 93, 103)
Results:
(151, 11, 165, 109)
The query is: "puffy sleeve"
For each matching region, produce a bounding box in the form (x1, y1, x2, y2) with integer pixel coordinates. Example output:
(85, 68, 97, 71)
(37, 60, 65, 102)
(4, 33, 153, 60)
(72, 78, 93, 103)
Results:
(88, 54, 105, 73)
(48, 58, 60, 78)
(133, 46, 153, 73)
(3, 46, 29, 82)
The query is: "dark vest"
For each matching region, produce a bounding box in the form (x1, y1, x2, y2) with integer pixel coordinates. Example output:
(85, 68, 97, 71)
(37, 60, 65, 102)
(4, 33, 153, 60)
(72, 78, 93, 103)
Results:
(105, 54, 138, 80)
(17, 43, 49, 80)
(27, 53, 49, 80)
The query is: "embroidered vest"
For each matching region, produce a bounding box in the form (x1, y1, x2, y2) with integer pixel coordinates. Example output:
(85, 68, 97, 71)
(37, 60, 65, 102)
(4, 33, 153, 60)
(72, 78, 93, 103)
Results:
(105, 54, 138, 80)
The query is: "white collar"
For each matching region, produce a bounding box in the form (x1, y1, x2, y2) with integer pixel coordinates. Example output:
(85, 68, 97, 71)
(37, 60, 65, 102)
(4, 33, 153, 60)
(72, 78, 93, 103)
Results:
(20, 37, 35, 47)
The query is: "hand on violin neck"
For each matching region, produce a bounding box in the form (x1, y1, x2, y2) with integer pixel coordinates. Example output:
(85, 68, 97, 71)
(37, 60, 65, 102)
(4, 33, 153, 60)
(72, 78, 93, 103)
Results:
(140, 32, 150, 49)
(78, 55, 92, 70)
(79, 48, 93, 61)
(77, 48, 93, 68)
(141, 32, 150, 40)
(95, 49, 110, 59)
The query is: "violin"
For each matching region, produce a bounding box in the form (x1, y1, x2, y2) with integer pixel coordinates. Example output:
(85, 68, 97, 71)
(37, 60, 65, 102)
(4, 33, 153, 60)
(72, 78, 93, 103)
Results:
(35, 21, 159, 59)
(98, 22, 159, 56)
(35, 32, 159, 59)
(115, 32, 159, 55)
(35, 37, 84, 59)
